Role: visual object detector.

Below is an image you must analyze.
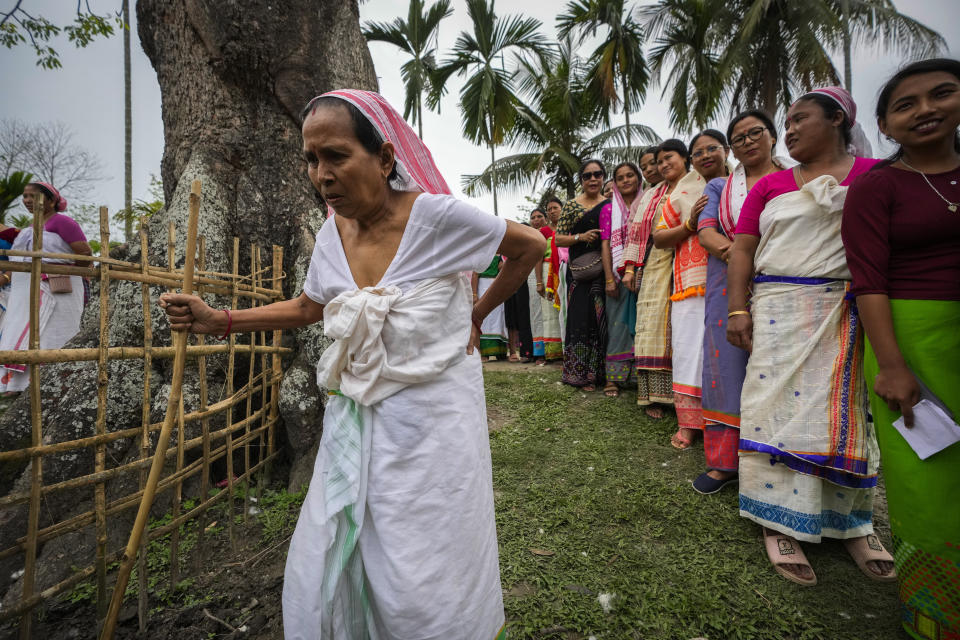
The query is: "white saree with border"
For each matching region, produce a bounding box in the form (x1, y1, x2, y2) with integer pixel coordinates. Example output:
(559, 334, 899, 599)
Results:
(738, 175, 879, 542)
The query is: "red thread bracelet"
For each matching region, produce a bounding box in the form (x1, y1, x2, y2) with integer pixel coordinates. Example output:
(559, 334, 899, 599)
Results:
(217, 309, 232, 341)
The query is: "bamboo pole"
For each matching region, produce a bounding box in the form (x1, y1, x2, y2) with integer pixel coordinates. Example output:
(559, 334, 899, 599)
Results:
(94, 206, 111, 625)
(254, 246, 267, 506)
(225, 237, 240, 551)
(193, 237, 211, 573)
(269, 246, 283, 464)
(167, 220, 183, 591)
(242, 248, 257, 523)
(100, 179, 202, 640)
(0, 342, 290, 365)
(137, 217, 152, 633)
(19, 192, 45, 640)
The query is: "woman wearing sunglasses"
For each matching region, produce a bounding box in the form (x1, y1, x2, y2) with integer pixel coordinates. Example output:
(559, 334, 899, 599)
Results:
(556, 160, 607, 390)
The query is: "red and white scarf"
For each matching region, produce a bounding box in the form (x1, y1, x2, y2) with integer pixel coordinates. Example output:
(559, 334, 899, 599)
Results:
(314, 89, 451, 200)
(620, 182, 668, 269)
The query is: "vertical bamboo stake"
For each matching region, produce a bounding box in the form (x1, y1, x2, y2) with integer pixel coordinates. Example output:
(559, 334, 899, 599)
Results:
(224, 238, 239, 550)
(194, 237, 211, 572)
(268, 246, 283, 464)
(254, 246, 267, 504)
(136, 217, 152, 632)
(167, 221, 182, 590)
(101, 180, 202, 640)
(19, 192, 45, 640)
(242, 248, 256, 523)
(94, 207, 111, 624)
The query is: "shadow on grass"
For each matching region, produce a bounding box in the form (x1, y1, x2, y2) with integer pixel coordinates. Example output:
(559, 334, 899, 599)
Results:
(484, 366, 902, 640)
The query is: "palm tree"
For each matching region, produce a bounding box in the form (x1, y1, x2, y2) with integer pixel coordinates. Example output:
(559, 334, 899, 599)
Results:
(461, 38, 659, 200)
(831, 0, 944, 92)
(123, 0, 133, 243)
(641, 0, 945, 130)
(557, 0, 649, 148)
(429, 0, 548, 215)
(641, 0, 727, 131)
(362, 0, 453, 139)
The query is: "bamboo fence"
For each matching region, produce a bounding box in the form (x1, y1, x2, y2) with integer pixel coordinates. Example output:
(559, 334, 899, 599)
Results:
(0, 182, 290, 638)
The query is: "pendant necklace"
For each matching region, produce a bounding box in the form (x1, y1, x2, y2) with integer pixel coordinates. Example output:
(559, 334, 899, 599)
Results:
(899, 157, 960, 212)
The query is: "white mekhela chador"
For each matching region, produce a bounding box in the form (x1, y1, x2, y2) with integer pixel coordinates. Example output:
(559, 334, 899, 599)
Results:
(0, 226, 85, 392)
(281, 90, 508, 640)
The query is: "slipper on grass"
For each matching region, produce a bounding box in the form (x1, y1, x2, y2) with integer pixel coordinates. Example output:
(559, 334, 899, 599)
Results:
(763, 528, 817, 586)
(844, 535, 897, 583)
(692, 472, 738, 495)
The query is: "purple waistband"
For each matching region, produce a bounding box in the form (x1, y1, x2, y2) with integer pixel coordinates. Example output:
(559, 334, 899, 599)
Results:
(754, 275, 838, 285)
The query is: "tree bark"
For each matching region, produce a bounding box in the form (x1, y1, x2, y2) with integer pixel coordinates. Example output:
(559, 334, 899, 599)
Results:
(841, 0, 853, 91)
(0, 0, 377, 610)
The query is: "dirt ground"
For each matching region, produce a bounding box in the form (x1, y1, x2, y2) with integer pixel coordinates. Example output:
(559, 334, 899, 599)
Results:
(1, 511, 290, 640)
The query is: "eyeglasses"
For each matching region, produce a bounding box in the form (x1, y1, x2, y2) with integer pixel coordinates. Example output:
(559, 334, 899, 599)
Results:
(581, 170, 605, 180)
(691, 144, 724, 159)
(730, 126, 769, 148)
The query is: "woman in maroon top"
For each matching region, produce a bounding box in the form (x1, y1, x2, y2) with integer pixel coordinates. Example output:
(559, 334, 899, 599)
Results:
(842, 58, 960, 640)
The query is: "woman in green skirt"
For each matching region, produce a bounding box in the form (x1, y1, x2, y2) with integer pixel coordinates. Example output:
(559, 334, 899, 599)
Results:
(843, 58, 960, 640)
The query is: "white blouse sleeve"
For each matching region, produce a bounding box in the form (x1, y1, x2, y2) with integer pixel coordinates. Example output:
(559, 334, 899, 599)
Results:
(302, 218, 336, 305)
(422, 194, 507, 275)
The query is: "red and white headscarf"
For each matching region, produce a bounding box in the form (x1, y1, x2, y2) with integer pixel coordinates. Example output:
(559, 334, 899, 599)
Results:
(29, 181, 68, 212)
(797, 86, 873, 158)
(309, 89, 451, 204)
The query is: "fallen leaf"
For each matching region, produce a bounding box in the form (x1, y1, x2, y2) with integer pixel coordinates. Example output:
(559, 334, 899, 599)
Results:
(529, 548, 555, 556)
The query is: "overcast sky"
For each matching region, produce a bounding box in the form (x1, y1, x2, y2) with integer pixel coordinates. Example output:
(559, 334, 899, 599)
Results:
(1, 0, 958, 234)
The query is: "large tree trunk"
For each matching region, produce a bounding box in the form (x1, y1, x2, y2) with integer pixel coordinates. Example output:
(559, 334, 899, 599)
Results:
(0, 0, 376, 612)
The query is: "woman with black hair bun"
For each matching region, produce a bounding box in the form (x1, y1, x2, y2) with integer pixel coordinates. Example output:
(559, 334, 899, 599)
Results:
(843, 58, 960, 640)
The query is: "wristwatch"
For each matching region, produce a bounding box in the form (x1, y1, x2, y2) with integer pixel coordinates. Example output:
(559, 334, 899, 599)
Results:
(575, 234, 580, 242)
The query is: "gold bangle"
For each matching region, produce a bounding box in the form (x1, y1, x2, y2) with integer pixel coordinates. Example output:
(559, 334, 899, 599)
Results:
(728, 310, 751, 318)
(684, 219, 697, 232)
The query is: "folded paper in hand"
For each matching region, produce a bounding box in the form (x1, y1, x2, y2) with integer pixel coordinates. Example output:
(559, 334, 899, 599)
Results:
(893, 377, 960, 460)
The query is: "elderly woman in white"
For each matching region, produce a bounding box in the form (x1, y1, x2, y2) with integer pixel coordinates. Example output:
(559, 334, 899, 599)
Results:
(160, 90, 544, 639)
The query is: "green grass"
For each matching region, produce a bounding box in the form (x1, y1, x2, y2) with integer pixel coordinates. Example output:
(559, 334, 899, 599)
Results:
(486, 367, 902, 640)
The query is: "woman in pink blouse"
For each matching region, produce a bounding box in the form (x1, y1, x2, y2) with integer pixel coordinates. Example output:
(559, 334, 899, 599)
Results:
(726, 87, 894, 587)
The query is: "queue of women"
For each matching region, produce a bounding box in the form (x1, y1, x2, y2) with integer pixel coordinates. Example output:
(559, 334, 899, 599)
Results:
(122, 57, 957, 640)
(471, 58, 959, 640)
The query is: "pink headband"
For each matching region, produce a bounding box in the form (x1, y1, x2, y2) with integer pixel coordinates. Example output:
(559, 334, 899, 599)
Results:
(30, 182, 68, 212)
(798, 86, 857, 125)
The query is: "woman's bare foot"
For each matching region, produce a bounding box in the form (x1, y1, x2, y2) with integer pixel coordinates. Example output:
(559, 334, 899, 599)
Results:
(644, 405, 665, 419)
